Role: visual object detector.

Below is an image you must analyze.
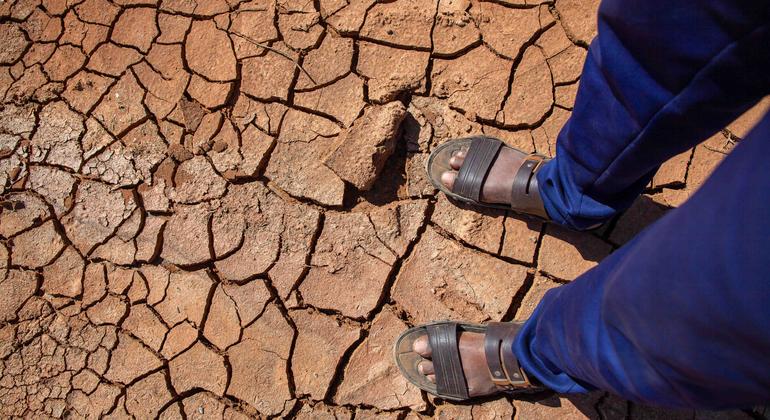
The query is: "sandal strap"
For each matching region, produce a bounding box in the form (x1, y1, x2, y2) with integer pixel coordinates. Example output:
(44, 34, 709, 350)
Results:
(484, 322, 531, 388)
(427, 323, 470, 400)
(510, 155, 549, 219)
(453, 136, 504, 202)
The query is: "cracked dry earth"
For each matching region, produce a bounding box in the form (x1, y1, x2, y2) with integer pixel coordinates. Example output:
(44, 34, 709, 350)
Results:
(0, 0, 768, 418)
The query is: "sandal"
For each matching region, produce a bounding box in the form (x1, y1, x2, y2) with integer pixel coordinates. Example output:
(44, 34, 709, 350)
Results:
(394, 320, 542, 401)
(426, 136, 550, 219)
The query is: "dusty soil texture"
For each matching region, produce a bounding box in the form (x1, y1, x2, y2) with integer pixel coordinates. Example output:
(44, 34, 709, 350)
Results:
(0, 0, 765, 418)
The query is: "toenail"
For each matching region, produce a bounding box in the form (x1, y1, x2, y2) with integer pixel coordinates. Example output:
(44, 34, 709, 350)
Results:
(413, 338, 428, 354)
(441, 172, 455, 185)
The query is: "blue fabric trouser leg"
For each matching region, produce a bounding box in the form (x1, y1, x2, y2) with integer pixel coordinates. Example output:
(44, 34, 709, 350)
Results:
(512, 0, 770, 410)
(536, 0, 770, 230)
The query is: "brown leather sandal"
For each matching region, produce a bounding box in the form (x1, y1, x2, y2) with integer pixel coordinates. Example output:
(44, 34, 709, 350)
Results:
(426, 136, 550, 219)
(393, 320, 543, 401)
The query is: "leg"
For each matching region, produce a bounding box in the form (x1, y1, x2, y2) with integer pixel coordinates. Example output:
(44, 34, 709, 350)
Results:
(515, 113, 770, 409)
(538, 0, 770, 229)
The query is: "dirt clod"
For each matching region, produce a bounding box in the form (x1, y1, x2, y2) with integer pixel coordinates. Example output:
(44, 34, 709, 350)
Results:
(185, 20, 237, 82)
(324, 102, 407, 191)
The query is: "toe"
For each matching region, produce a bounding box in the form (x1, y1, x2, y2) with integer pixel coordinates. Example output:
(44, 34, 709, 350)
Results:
(450, 151, 466, 170)
(441, 171, 457, 190)
(418, 360, 435, 375)
(412, 335, 433, 357)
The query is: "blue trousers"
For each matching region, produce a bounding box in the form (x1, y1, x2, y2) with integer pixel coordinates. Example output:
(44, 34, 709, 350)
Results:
(514, 0, 770, 409)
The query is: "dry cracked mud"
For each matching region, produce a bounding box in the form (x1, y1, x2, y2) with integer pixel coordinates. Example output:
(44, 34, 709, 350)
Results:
(0, 0, 764, 418)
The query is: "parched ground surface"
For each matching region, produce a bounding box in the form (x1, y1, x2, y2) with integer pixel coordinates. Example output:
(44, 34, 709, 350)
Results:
(1, 0, 769, 418)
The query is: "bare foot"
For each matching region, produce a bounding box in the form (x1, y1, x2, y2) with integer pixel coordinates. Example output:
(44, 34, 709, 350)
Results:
(412, 331, 503, 397)
(440, 149, 527, 205)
